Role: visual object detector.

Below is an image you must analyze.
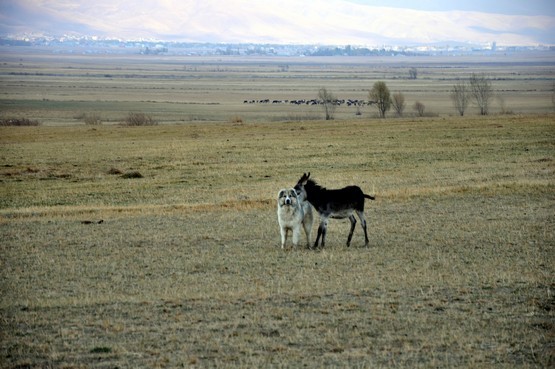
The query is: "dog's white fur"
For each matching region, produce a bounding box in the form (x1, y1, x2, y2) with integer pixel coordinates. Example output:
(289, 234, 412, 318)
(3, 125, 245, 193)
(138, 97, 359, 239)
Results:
(277, 188, 313, 249)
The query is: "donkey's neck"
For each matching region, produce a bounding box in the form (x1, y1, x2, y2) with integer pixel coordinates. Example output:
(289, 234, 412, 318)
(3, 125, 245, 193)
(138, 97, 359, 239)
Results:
(304, 180, 326, 203)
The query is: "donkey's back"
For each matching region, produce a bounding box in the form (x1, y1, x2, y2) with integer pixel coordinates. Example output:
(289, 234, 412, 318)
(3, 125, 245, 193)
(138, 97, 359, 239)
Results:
(311, 185, 367, 215)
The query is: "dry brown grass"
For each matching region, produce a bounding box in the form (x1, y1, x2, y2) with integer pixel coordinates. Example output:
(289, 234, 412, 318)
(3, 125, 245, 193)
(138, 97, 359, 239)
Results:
(1, 52, 554, 125)
(1, 48, 554, 368)
(1, 114, 554, 368)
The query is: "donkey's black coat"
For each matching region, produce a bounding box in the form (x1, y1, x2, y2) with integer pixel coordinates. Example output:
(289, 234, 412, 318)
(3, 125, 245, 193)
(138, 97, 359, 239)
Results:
(295, 173, 375, 248)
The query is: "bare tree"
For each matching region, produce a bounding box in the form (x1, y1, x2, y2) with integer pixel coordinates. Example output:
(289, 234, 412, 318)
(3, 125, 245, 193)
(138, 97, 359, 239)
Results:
(413, 101, 425, 117)
(355, 102, 362, 116)
(83, 113, 102, 125)
(409, 67, 418, 80)
(369, 81, 391, 118)
(123, 112, 158, 126)
(391, 92, 406, 117)
(469, 73, 494, 115)
(450, 81, 470, 116)
(318, 88, 337, 120)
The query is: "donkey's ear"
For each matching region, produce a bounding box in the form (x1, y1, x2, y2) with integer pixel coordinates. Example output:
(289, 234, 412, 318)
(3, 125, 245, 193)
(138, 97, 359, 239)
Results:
(298, 172, 309, 185)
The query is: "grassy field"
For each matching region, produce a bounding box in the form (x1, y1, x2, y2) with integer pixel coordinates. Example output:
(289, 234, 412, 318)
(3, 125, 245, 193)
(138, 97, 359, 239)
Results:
(1, 113, 554, 368)
(1, 51, 554, 368)
(1, 50, 554, 125)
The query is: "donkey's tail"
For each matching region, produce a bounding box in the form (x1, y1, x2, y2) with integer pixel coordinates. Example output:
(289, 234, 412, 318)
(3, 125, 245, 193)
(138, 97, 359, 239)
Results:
(364, 194, 376, 200)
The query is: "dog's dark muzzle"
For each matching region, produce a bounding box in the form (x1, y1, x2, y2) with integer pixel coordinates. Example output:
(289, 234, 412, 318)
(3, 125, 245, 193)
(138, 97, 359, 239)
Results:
(285, 197, 292, 205)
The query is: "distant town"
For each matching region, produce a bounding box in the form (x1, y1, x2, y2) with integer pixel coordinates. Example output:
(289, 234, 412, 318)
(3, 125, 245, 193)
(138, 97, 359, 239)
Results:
(1, 34, 554, 57)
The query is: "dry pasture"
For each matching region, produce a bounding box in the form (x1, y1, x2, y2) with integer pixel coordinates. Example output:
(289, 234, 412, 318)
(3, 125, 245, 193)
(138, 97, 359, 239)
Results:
(0, 114, 554, 368)
(1, 51, 554, 125)
(1, 51, 554, 367)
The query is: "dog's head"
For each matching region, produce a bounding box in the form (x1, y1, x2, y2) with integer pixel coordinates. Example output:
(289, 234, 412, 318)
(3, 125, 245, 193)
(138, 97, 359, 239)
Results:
(278, 188, 299, 207)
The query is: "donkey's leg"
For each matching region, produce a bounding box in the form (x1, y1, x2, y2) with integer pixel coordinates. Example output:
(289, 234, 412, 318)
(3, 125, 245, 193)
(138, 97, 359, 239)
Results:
(346, 214, 357, 247)
(320, 221, 327, 248)
(357, 210, 369, 247)
(314, 222, 324, 248)
(312, 223, 322, 249)
(314, 217, 328, 249)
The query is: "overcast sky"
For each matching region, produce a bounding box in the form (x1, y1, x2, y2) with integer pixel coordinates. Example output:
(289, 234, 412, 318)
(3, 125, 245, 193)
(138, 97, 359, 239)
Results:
(1, 0, 554, 45)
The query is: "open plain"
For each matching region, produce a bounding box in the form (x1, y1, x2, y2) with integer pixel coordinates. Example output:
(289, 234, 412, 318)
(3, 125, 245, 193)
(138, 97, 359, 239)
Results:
(0, 51, 554, 368)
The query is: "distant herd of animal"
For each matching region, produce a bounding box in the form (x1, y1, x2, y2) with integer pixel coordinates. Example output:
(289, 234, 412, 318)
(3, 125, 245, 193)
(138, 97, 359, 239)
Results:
(245, 98, 375, 106)
(277, 173, 375, 250)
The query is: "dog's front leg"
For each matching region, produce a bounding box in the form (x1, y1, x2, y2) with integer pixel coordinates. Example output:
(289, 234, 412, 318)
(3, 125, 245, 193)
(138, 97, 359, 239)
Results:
(303, 223, 312, 249)
(280, 227, 288, 249)
(303, 209, 313, 249)
(292, 226, 301, 248)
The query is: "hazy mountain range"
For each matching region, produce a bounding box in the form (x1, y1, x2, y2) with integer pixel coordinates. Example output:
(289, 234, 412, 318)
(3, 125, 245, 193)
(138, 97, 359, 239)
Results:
(1, 0, 554, 46)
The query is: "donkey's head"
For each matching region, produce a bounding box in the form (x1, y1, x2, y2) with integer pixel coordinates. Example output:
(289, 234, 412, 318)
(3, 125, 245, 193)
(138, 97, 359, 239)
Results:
(294, 172, 311, 201)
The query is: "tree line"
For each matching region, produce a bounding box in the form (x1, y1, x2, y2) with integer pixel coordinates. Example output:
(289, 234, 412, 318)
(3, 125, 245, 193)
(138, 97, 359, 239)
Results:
(319, 73, 495, 120)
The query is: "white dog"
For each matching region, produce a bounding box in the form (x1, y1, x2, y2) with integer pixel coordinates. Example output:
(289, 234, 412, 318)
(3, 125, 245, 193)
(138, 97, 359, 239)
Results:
(277, 188, 313, 249)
